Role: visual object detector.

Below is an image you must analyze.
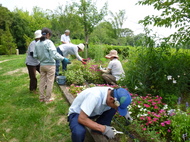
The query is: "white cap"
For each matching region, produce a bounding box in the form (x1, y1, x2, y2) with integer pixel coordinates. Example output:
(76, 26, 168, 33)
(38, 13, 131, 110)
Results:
(34, 30, 42, 39)
(78, 43, 85, 51)
(65, 30, 70, 33)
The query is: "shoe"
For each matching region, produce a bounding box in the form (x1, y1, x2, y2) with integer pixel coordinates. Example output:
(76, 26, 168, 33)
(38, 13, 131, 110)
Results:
(45, 98, 54, 104)
(40, 99, 44, 102)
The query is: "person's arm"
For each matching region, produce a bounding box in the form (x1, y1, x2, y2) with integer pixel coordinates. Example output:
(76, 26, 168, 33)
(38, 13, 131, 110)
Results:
(33, 44, 38, 59)
(78, 110, 106, 132)
(61, 41, 67, 44)
(100, 68, 111, 73)
(73, 46, 83, 61)
(29, 41, 36, 57)
(48, 40, 65, 61)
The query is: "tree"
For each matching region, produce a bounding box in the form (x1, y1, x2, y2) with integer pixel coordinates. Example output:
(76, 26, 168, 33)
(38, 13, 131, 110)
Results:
(137, 0, 190, 47)
(0, 23, 17, 55)
(50, 4, 84, 43)
(11, 10, 31, 53)
(0, 5, 12, 30)
(74, 0, 108, 57)
(109, 10, 127, 38)
(89, 21, 116, 44)
(76, 0, 108, 43)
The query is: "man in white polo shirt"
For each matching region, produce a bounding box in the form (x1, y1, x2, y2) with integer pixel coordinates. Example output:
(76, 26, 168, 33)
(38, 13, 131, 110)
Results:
(68, 87, 132, 142)
(60, 30, 71, 44)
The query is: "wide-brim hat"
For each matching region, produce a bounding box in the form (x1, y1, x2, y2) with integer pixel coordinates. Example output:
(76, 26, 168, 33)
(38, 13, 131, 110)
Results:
(105, 50, 118, 58)
(78, 43, 85, 51)
(34, 30, 42, 39)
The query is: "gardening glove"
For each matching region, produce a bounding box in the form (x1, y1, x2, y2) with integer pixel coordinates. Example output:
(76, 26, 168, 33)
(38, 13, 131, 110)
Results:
(103, 126, 115, 139)
(81, 61, 87, 65)
(63, 57, 70, 64)
(99, 65, 103, 70)
(82, 59, 88, 62)
(124, 111, 133, 121)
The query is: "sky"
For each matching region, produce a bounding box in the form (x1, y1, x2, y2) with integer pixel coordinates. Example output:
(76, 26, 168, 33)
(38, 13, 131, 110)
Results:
(0, 0, 177, 38)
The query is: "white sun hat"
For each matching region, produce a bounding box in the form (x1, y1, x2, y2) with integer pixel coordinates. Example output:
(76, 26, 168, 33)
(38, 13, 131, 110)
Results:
(78, 43, 85, 51)
(34, 30, 42, 39)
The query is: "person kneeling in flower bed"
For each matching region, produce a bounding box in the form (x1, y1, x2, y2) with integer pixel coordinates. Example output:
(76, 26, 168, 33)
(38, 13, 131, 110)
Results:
(68, 87, 132, 142)
(100, 50, 125, 85)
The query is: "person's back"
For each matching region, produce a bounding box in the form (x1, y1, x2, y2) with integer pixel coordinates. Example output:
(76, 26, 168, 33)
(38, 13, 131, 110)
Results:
(26, 40, 40, 66)
(108, 58, 125, 81)
(35, 39, 57, 66)
(59, 44, 78, 57)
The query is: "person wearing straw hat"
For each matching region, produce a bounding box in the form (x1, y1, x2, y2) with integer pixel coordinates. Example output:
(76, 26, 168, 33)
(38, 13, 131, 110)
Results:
(61, 29, 71, 44)
(55, 43, 86, 76)
(68, 87, 132, 141)
(100, 49, 125, 85)
(25, 30, 42, 94)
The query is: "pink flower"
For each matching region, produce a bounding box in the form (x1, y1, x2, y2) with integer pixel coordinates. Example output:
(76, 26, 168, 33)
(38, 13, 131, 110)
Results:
(147, 99, 152, 102)
(138, 101, 141, 104)
(154, 105, 159, 109)
(148, 121, 152, 124)
(159, 109, 165, 113)
(147, 116, 151, 121)
(167, 129, 171, 132)
(152, 102, 157, 105)
(144, 104, 151, 107)
(140, 116, 145, 120)
(154, 114, 161, 118)
(164, 120, 171, 125)
(142, 128, 146, 131)
(161, 122, 165, 126)
(153, 118, 158, 122)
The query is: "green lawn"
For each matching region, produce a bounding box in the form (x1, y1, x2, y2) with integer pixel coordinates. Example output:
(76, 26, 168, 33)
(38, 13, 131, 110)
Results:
(0, 55, 71, 142)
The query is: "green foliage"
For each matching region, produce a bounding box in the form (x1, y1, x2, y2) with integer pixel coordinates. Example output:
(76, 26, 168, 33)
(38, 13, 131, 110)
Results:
(137, 0, 190, 47)
(120, 46, 190, 100)
(62, 59, 104, 85)
(0, 24, 17, 55)
(169, 109, 190, 142)
(0, 55, 71, 142)
(88, 44, 130, 61)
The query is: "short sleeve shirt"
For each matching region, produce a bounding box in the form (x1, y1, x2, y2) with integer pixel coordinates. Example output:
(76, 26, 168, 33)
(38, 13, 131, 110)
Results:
(107, 59, 125, 81)
(68, 87, 112, 117)
(60, 34, 70, 44)
(25, 40, 40, 66)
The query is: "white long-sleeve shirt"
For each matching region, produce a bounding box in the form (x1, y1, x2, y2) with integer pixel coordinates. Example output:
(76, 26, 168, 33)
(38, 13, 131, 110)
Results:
(58, 44, 83, 61)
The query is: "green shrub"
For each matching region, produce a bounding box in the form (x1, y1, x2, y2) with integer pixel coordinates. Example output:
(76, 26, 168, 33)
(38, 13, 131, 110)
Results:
(62, 59, 104, 85)
(120, 46, 190, 100)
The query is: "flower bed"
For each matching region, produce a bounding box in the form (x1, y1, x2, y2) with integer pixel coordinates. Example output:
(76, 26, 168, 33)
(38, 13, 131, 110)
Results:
(69, 84, 190, 142)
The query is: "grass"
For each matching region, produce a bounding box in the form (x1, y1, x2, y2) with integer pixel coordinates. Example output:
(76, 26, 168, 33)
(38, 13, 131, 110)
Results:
(0, 55, 71, 142)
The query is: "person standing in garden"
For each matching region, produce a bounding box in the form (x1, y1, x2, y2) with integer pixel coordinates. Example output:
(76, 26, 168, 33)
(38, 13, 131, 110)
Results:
(100, 50, 125, 85)
(55, 43, 86, 76)
(60, 30, 71, 44)
(33, 28, 70, 103)
(25, 30, 42, 94)
(68, 87, 132, 142)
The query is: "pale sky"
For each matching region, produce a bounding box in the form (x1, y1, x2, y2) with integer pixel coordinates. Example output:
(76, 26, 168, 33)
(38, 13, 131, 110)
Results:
(0, 0, 176, 37)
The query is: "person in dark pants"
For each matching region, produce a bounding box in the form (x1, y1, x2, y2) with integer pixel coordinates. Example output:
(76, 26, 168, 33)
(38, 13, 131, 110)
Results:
(25, 30, 41, 94)
(68, 87, 132, 142)
(55, 43, 86, 76)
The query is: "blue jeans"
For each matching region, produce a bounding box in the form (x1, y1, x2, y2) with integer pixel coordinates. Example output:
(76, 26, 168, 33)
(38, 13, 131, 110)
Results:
(55, 47, 68, 76)
(68, 108, 116, 142)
